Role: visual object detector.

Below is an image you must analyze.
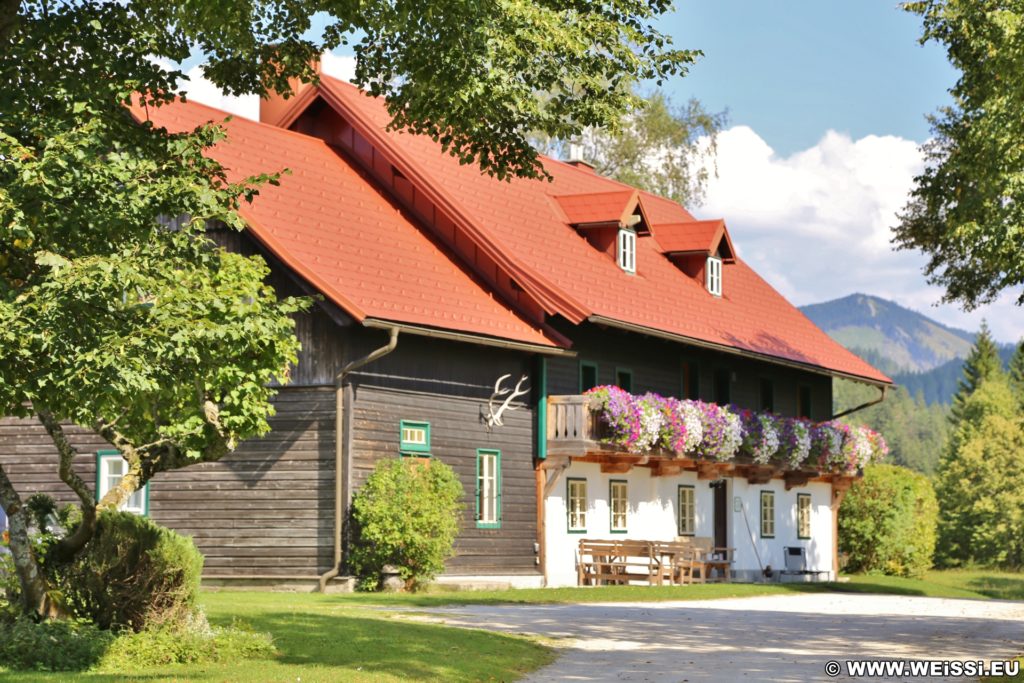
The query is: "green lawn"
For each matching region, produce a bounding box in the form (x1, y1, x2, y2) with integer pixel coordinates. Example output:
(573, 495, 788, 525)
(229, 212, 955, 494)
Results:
(0, 569, 1019, 682)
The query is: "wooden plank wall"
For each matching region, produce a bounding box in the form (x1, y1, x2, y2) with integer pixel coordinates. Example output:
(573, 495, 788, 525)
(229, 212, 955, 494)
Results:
(350, 384, 539, 576)
(546, 322, 833, 419)
(0, 386, 336, 577)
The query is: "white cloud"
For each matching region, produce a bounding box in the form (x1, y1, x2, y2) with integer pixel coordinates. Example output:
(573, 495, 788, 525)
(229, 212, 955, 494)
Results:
(699, 126, 1022, 344)
(173, 52, 358, 122)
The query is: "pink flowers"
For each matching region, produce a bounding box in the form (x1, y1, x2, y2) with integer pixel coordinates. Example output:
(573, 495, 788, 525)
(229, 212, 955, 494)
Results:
(584, 386, 887, 474)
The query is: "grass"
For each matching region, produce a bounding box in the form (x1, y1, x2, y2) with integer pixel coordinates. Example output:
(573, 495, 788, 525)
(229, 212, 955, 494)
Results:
(0, 569, 1019, 681)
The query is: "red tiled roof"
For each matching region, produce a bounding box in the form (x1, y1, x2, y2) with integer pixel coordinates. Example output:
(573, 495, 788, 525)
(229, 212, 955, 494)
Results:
(133, 99, 561, 349)
(315, 77, 890, 384)
(654, 220, 725, 254)
(553, 190, 638, 226)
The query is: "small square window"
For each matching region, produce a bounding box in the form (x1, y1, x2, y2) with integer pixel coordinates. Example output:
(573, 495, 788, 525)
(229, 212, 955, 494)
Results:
(617, 229, 637, 273)
(706, 256, 722, 296)
(96, 450, 148, 516)
(399, 420, 430, 454)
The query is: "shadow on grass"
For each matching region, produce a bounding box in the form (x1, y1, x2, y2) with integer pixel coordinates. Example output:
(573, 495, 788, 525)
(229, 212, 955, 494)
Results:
(966, 576, 1024, 601)
(227, 609, 552, 680)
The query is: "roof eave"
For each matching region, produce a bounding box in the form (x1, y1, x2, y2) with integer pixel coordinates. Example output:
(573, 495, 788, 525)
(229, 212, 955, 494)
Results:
(362, 318, 576, 356)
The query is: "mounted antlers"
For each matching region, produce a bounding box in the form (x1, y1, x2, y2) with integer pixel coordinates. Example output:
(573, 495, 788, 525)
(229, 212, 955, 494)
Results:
(486, 374, 530, 428)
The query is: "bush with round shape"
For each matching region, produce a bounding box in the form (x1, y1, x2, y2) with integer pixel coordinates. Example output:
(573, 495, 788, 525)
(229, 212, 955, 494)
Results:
(349, 457, 464, 591)
(838, 463, 938, 578)
(58, 510, 203, 631)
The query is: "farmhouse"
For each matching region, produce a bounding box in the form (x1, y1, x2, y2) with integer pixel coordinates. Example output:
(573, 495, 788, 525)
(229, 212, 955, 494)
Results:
(0, 72, 891, 588)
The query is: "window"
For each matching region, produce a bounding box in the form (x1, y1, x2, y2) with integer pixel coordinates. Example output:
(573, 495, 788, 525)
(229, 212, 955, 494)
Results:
(615, 368, 633, 393)
(706, 256, 722, 296)
(609, 480, 628, 533)
(797, 494, 811, 539)
(760, 378, 775, 412)
(476, 450, 501, 529)
(677, 485, 696, 536)
(96, 450, 148, 516)
(797, 386, 812, 419)
(713, 369, 732, 405)
(579, 361, 599, 392)
(617, 229, 637, 273)
(399, 420, 430, 455)
(682, 361, 700, 400)
(567, 478, 588, 532)
(760, 490, 775, 538)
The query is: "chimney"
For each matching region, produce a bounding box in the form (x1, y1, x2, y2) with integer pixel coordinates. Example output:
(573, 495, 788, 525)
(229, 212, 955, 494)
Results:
(259, 58, 320, 128)
(565, 142, 595, 172)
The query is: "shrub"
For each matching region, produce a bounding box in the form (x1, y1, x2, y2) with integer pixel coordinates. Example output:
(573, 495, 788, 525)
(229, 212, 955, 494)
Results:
(0, 617, 114, 671)
(349, 458, 464, 591)
(839, 464, 938, 578)
(57, 510, 203, 631)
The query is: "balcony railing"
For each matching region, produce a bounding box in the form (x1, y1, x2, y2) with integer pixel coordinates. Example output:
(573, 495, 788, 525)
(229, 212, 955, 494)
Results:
(546, 395, 605, 456)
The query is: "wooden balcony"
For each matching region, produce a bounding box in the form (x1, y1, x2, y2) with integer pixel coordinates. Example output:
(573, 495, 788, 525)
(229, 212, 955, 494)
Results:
(544, 394, 826, 488)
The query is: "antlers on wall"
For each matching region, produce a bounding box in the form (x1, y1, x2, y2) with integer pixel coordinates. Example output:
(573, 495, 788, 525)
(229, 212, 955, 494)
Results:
(486, 374, 530, 428)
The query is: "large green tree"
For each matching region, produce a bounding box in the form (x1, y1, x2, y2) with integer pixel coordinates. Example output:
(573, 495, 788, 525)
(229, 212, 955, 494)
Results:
(935, 375, 1024, 567)
(897, 1, 1024, 309)
(1009, 339, 1024, 405)
(1, 0, 697, 619)
(533, 91, 726, 206)
(950, 322, 1004, 423)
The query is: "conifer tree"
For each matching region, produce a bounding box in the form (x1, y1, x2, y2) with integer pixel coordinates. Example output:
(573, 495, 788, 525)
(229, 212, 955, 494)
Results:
(950, 322, 1004, 424)
(1009, 340, 1024, 407)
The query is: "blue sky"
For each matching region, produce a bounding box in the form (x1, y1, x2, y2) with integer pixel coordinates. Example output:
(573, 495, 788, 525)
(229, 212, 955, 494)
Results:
(178, 3, 1020, 343)
(662, 1, 957, 155)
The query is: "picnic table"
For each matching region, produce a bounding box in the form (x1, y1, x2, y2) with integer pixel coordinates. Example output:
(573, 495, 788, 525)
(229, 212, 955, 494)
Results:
(576, 537, 735, 586)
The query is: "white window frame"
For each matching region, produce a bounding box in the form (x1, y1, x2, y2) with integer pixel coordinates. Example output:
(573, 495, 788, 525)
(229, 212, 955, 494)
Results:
(797, 494, 812, 540)
(760, 490, 775, 538)
(678, 485, 696, 536)
(96, 450, 148, 516)
(567, 478, 588, 532)
(476, 449, 501, 529)
(609, 480, 628, 533)
(617, 229, 637, 273)
(706, 256, 722, 296)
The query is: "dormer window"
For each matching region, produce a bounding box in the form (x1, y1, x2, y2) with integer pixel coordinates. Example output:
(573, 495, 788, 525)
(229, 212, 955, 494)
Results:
(617, 229, 636, 273)
(706, 256, 722, 296)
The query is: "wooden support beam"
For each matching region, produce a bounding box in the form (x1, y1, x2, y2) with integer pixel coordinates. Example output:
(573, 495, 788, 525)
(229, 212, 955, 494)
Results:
(830, 475, 855, 577)
(784, 470, 817, 490)
(745, 466, 775, 485)
(600, 462, 633, 474)
(696, 461, 730, 480)
(650, 461, 685, 477)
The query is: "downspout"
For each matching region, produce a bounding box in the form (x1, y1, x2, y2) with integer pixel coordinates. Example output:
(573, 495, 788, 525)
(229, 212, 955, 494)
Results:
(830, 385, 888, 420)
(319, 327, 399, 592)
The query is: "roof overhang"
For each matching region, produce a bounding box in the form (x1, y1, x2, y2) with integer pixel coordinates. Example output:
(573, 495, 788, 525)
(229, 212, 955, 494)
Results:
(587, 315, 893, 388)
(363, 319, 576, 356)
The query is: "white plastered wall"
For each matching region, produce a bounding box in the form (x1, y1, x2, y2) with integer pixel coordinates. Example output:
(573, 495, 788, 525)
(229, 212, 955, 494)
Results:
(544, 461, 834, 587)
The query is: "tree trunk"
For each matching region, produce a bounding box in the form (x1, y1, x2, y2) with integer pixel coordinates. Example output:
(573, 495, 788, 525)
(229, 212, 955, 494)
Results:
(37, 410, 97, 562)
(0, 465, 63, 619)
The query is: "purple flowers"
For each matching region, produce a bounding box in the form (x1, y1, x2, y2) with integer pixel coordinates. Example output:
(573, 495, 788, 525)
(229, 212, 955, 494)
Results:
(584, 386, 887, 473)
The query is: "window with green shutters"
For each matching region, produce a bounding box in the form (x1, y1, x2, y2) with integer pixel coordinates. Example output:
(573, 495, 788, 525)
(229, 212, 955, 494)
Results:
(567, 478, 588, 532)
(760, 490, 775, 538)
(677, 485, 695, 536)
(609, 480, 628, 532)
(797, 493, 811, 539)
(475, 449, 501, 529)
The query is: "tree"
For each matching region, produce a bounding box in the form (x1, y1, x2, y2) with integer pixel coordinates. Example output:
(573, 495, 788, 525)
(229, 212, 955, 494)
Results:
(533, 91, 726, 206)
(1009, 339, 1024, 405)
(896, 1, 1024, 309)
(2, 0, 697, 619)
(950, 322, 1004, 424)
(935, 375, 1024, 567)
(839, 464, 938, 578)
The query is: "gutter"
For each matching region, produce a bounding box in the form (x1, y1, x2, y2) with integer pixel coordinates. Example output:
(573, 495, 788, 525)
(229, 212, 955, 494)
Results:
(362, 319, 576, 357)
(830, 385, 888, 420)
(587, 315, 892, 389)
(318, 327, 400, 592)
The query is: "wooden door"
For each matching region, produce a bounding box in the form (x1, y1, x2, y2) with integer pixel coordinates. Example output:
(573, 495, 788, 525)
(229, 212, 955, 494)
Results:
(713, 481, 727, 548)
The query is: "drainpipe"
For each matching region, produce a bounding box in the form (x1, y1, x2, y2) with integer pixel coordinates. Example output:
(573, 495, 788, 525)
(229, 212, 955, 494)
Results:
(318, 327, 399, 592)
(830, 385, 888, 420)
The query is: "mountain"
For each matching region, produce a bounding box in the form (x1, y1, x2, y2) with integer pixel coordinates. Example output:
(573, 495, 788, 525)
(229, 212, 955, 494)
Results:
(799, 293, 976, 373)
(893, 345, 1017, 405)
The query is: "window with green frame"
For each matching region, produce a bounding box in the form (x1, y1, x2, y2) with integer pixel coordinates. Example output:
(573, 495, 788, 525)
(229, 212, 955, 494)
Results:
(399, 420, 431, 455)
(760, 490, 775, 538)
(475, 449, 501, 529)
(609, 480, 628, 533)
(567, 478, 588, 532)
(579, 361, 599, 392)
(96, 450, 148, 516)
(677, 485, 695, 535)
(797, 493, 811, 539)
(615, 368, 633, 393)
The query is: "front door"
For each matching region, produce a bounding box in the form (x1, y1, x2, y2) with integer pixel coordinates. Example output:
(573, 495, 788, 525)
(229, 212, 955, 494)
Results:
(712, 480, 728, 548)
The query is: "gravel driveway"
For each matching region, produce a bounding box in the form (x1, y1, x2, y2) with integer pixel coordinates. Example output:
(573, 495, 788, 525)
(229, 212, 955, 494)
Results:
(425, 593, 1024, 682)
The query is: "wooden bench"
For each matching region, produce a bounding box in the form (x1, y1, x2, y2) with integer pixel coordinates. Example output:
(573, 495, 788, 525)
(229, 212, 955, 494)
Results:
(577, 539, 664, 586)
(651, 541, 702, 585)
(674, 536, 736, 583)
